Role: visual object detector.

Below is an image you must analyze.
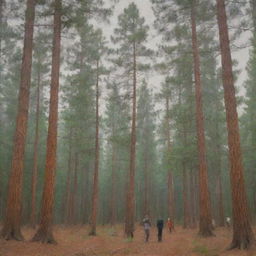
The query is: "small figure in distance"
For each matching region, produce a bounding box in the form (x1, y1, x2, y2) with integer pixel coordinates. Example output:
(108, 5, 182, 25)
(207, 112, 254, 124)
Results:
(157, 219, 164, 242)
(142, 215, 151, 242)
(167, 218, 173, 233)
(212, 219, 216, 230)
(226, 217, 231, 228)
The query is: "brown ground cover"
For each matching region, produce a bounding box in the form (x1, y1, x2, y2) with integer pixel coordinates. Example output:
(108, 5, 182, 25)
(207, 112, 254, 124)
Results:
(0, 225, 255, 256)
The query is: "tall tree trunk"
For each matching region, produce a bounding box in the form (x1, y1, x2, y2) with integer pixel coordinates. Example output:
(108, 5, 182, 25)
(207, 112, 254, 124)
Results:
(0, 0, 4, 222)
(143, 154, 149, 217)
(63, 128, 73, 224)
(182, 163, 190, 228)
(72, 153, 79, 224)
(166, 96, 175, 221)
(32, 0, 61, 244)
(82, 165, 90, 224)
(1, 0, 35, 241)
(191, 1, 213, 237)
(110, 138, 117, 226)
(125, 41, 137, 238)
(30, 66, 41, 229)
(216, 0, 255, 249)
(89, 60, 100, 235)
(215, 139, 225, 227)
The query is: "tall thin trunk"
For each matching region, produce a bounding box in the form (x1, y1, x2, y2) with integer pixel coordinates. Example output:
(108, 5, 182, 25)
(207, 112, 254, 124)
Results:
(89, 59, 100, 235)
(72, 153, 79, 224)
(166, 96, 175, 221)
(125, 40, 137, 238)
(83, 165, 90, 224)
(1, 0, 35, 241)
(182, 163, 190, 228)
(191, 1, 213, 237)
(0, 0, 4, 221)
(63, 128, 73, 224)
(143, 154, 149, 216)
(214, 101, 225, 227)
(30, 66, 41, 229)
(216, 0, 255, 249)
(32, 0, 61, 244)
(110, 138, 117, 226)
(0, 0, 4, 79)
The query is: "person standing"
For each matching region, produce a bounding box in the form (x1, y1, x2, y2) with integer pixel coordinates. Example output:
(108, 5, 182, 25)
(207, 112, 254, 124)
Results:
(157, 219, 164, 242)
(167, 218, 173, 233)
(142, 215, 151, 242)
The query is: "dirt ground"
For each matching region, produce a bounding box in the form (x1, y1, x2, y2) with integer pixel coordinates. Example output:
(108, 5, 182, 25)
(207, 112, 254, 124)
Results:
(0, 225, 256, 256)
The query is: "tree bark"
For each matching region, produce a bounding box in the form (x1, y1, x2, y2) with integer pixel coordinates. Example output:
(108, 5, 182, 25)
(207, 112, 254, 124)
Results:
(216, 0, 255, 249)
(72, 153, 79, 224)
(182, 164, 190, 229)
(125, 40, 137, 238)
(143, 154, 149, 217)
(30, 65, 41, 229)
(31, 0, 61, 244)
(190, 0, 213, 237)
(110, 137, 117, 226)
(166, 96, 175, 222)
(215, 141, 225, 227)
(89, 59, 100, 235)
(1, 0, 35, 241)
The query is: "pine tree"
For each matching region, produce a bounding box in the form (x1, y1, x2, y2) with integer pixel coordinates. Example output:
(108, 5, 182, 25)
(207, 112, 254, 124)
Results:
(32, 0, 62, 243)
(1, 0, 35, 241)
(30, 30, 50, 228)
(136, 81, 157, 219)
(89, 29, 108, 236)
(216, 0, 255, 249)
(112, 2, 151, 238)
(190, 0, 213, 236)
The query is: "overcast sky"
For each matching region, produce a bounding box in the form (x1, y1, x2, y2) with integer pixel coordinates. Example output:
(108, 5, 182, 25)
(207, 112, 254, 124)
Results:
(101, 0, 251, 99)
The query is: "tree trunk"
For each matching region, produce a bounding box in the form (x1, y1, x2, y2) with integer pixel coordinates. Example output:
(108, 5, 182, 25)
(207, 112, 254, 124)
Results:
(82, 165, 90, 224)
(215, 141, 225, 227)
(190, 1, 213, 237)
(182, 164, 190, 228)
(1, 0, 35, 241)
(110, 138, 117, 226)
(125, 41, 137, 238)
(143, 154, 149, 217)
(0, 0, 5, 219)
(30, 66, 41, 229)
(166, 96, 175, 222)
(31, 0, 61, 244)
(216, 0, 255, 249)
(89, 60, 100, 236)
(72, 153, 79, 224)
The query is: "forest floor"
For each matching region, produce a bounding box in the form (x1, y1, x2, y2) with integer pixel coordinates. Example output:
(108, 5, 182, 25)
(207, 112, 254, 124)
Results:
(0, 225, 256, 256)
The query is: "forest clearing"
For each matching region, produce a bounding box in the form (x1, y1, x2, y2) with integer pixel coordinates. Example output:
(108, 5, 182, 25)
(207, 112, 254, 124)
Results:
(1, 0, 256, 254)
(1, 225, 256, 256)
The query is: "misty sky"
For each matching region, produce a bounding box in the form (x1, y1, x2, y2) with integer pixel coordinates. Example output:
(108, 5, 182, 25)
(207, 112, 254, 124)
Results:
(101, 0, 251, 99)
